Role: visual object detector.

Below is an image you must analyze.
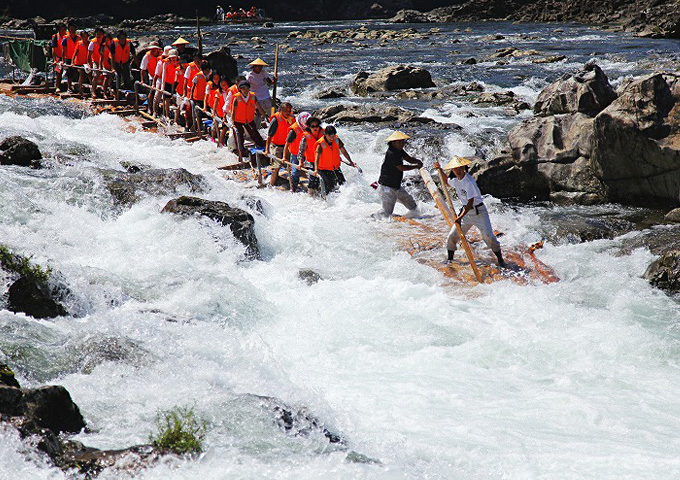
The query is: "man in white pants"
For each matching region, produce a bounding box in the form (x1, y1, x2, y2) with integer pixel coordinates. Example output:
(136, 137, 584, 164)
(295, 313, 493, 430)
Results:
(435, 156, 505, 267)
(377, 131, 423, 217)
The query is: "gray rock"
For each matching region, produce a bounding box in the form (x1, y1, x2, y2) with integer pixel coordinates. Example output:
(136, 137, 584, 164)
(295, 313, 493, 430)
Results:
(389, 9, 432, 23)
(0, 136, 42, 168)
(461, 57, 477, 65)
(645, 249, 680, 293)
(101, 168, 204, 206)
(315, 88, 347, 99)
(206, 46, 238, 81)
(162, 196, 260, 259)
(534, 63, 617, 117)
(664, 208, 680, 222)
(298, 269, 322, 285)
(0, 363, 21, 388)
(353, 65, 436, 96)
(315, 104, 433, 125)
(22, 386, 86, 434)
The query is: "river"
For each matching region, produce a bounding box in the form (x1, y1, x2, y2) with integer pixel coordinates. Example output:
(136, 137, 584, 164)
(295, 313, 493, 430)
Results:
(2, 19, 680, 479)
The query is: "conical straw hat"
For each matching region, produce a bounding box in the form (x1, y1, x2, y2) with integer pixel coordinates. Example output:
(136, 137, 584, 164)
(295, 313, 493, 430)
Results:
(386, 131, 410, 143)
(443, 156, 472, 171)
(172, 36, 190, 46)
(248, 58, 269, 66)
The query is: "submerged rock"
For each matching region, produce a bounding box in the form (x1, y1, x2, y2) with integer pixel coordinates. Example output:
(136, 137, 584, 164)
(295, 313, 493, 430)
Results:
(298, 269, 322, 285)
(0, 363, 21, 388)
(353, 65, 436, 96)
(101, 168, 204, 206)
(315, 87, 347, 99)
(315, 104, 433, 125)
(162, 196, 260, 259)
(0, 136, 42, 168)
(0, 246, 69, 319)
(645, 250, 680, 293)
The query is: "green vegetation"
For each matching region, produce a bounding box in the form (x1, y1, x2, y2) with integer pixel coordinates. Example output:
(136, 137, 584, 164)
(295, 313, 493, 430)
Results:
(0, 245, 51, 285)
(150, 406, 207, 454)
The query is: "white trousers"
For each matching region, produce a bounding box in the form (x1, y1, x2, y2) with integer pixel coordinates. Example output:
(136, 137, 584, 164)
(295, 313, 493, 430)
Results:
(446, 203, 501, 253)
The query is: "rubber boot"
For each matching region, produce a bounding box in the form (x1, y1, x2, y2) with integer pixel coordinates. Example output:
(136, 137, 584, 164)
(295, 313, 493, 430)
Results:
(447, 250, 455, 262)
(494, 250, 506, 268)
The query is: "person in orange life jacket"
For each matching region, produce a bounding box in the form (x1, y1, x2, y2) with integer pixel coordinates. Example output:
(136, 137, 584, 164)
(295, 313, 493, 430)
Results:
(265, 102, 295, 187)
(182, 55, 203, 130)
(311, 125, 357, 193)
(61, 23, 79, 92)
(282, 111, 310, 193)
(98, 33, 114, 99)
(205, 72, 221, 114)
(213, 77, 233, 147)
(51, 23, 67, 91)
(188, 61, 211, 133)
(151, 45, 172, 115)
(71, 30, 90, 96)
(376, 131, 423, 217)
(434, 157, 505, 267)
(139, 41, 161, 85)
(231, 80, 266, 156)
(110, 30, 136, 91)
(296, 117, 325, 192)
(160, 50, 180, 120)
(87, 28, 105, 98)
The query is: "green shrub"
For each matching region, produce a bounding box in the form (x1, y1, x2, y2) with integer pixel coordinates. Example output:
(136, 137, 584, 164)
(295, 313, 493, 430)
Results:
(0, 245, 51, 285)
(150, 406, 207, 454)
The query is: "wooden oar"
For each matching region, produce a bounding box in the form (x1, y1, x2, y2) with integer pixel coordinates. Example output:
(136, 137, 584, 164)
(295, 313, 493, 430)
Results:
(270, 44, 279, 116)
(436, 168, 483, 283)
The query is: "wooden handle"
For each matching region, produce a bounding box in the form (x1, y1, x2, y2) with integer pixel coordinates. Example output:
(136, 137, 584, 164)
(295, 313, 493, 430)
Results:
(271, 44, 279, 116)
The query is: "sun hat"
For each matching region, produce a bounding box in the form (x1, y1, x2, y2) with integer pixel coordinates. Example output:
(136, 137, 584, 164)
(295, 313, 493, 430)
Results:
(386, 131, 410, 143)
(163, 45, 172, 55)
(248, 58, 268, 67)
(172, 36, 190, 46)
(443, 156, 472, 171)
(168, 49, 179, 58)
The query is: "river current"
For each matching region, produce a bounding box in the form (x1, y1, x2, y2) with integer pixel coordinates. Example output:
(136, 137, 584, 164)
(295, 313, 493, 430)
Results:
(2, 20, 680, 479)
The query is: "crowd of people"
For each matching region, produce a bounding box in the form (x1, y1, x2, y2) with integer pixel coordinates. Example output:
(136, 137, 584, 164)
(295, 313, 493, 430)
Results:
(48, 23, 504, 266)
(215, 5, 265, 22)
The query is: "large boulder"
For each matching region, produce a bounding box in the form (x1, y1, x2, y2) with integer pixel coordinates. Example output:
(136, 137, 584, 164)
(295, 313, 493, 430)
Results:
(101, 168, 204, 206)
(475, 65, 680, 206)
(389, 9, 431, 23)
(592, 72, 680, 205)
(353, 65, 435, 96)
(0, 136, 42, 168)
(206, 46, 238, 81)
(0, 363, 21, 388)
(534, 63, 617, 117)
(162, 196, 260, 259)
(0, 385, 85, 434)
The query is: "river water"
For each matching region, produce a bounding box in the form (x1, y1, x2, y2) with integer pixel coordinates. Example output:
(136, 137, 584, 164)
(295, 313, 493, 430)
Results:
(2, 20, 680, 479)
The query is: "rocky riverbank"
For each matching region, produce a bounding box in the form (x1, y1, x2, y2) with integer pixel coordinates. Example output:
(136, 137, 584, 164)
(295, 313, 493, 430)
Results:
(390, 0, 680, 39)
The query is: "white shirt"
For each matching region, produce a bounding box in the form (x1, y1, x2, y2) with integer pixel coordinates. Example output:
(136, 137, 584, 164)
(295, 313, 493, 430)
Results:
(452, 172, 483, 207)
(244, 69, 271, 100)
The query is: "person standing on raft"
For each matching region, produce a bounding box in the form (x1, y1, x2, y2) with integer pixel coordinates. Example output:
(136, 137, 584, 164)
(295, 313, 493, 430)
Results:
(311, 125, 357, 193)
(434, 157, 506, 267)
(245, 58, 276, 127)
(377, 131, 422, 217)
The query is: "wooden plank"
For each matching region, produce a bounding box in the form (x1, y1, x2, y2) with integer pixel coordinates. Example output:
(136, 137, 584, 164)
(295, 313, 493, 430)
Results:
(217, 161, 253, 171)
(12, 86, 56, 94)
(109, 109, 137, 116)
(141, 121, 157, 128)
(419, 168, 454, 226)
(92, 99, 127, 106)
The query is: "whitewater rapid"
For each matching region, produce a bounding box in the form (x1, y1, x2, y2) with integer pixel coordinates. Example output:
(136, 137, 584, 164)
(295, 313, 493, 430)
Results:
(3, 21, 680, 480)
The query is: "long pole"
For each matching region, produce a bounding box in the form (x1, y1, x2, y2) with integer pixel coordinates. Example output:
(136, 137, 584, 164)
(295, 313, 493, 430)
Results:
(270, 44, 279, 116)
(196, 10, 203, 57)
(437, 168, 483, 283)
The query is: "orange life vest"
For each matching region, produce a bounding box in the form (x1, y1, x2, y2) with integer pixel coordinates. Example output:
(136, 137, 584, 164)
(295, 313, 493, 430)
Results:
(63, 34, 78, 60)
(176, 70, 186, 95)
(112, 38, 131, 63)
(215, 91, 229, 117)
(89, 39, 102, 64)
(72, 39, 89, 66)
(316, 136, 341, 170)
(163, 60, 177, 85)
(191, 71, 207, 101)
(101, 41, 112, 69)
(52, 33, 65, 58)
(144, 51, 158, 77)
(301, 128, 324, 162)
(287, 123, 304, 155)
(206, 82, 218, 110)
(186, 63, 200, 85)
(270, 112, 294, 146)
(233, 92, 257, 123)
